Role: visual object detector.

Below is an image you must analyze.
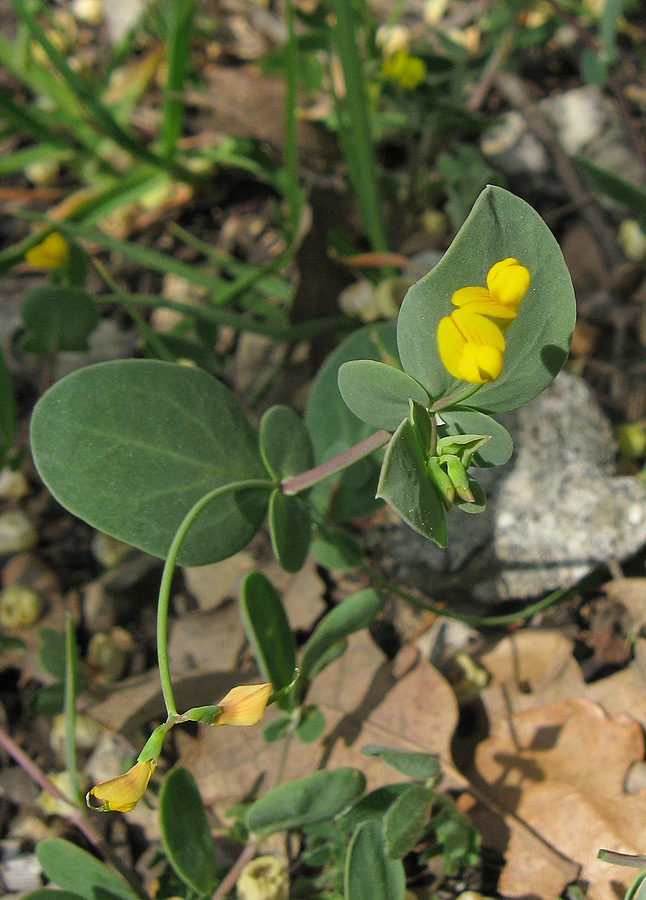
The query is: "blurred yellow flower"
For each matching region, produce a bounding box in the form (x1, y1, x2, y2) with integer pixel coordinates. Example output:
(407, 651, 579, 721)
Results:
(437, 308, 505, 384)
(25, 233, 69, 269)
(215, 683, 272, 727)
(381, 51, 427, 90)
(86, 758, 155, 813)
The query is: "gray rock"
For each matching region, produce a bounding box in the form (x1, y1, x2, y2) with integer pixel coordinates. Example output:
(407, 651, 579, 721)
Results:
(370, 372, 646, 603)
(481, 85, 646, 201)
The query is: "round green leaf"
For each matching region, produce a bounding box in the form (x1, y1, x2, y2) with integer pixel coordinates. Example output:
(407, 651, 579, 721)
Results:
(245, 768, 367, 838)
(268, 488, 312, 573)
(259, 405, 314, 481)
(240, 571, 297, 705)
(397, 186, 575, 413)
(21, 285, 99, 353)
(345, 820, 406, 900)
(440, 409, 512, 467)
(159, 768, 217, 897)
(338, 360, 429, 431)
(30, 360, 270, 566)
(295, 705, 326, 743)
(36, 839, 139, 900)
(377, 419, 447, 548)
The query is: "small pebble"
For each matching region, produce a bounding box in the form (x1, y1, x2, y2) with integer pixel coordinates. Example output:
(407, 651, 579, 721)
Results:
(0, 512, 37, 555)
(0, 585, 43, 628)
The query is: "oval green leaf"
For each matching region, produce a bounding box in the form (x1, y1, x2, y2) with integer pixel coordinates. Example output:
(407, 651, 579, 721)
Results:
(21, 285, 98, 353)
(338, 360, 429, 431)
(36, 839, 140, 900)
(259, 405, 314, 481)
(299, 589, 384, 685)
(345, 820, 406, 900)
(295, 705, 326, 743)
(159, 767, 218, 897)
(30, 360, 270, 566)
(377, 419, 447, 548)
(397, 186, 575, 413)
(245, 768, 367, 838)
(362, 745, 441, 780)
(312, 529, 364, 570)
(383, 783, 434, 860)
(240, 571, 297, 707)
(440, 409, 512, 467)
(268, 489, 312, 573)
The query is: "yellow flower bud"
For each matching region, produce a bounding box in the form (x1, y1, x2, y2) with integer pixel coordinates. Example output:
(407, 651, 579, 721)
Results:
(381, 51, 427, 90)
(86, 759, 155, 813)
(215, 683, 272, 727)
(25, 233, 69, 270)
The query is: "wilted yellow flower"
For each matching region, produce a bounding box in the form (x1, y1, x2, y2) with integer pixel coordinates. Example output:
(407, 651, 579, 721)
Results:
(381, 51, 427, 90)
(25, 233, 69, 269)
(86, 759, 155, 813)
(215, 683, 272, 726)
(437, 308, 505, 384)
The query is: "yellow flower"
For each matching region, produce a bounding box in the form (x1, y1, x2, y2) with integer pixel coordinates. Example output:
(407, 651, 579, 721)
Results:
(450, 257, 530, 330)
(215, 683, 272, 727)
(25, 232, 69, 269)
(86, 758, 155, 813)
(381, 51, 427, 90)
(437, 307, 505, 384)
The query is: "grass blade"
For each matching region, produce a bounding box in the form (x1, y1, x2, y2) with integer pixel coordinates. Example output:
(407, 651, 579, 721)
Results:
(63, 614, 82, 806)
(160, 0, 196, 157)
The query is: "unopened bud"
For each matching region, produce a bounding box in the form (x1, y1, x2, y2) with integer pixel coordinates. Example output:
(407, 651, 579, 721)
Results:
(86, 629, 132, 683)
(0, 585, 43, 628)
(216, 683, 272, 726)
(87, 759, 155, 813)
(237, 856, 289, 900)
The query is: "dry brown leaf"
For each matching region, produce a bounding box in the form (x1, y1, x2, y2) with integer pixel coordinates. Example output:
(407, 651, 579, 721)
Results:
(474, 698, 646, 900)
(602, 577, 646, 632)
(175, 632, 460, 815)
(479, 630, 585, 722)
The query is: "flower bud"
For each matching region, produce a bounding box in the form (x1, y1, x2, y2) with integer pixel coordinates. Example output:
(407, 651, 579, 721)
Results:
(216, 683, 272, 726)
(237, 856, 289, 900)
(86, 758, 156, 813)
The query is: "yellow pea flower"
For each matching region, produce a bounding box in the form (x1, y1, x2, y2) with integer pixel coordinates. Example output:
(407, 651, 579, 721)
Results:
(25, 232, 69, 269)
(86, 758, 156, 813)
(215, 682, 272, 727)
(437, 307, 505, 384)
(381, 51, 427, 90)
(450, 257, 530, 330)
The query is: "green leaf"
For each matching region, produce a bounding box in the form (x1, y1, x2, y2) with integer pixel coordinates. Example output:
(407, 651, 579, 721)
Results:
(240, 571, 297, 707)
(345, 820, 406, 900)
(337, 785, 410, 833)
(268, 489, 312, 573)
(259, 405, 314, 480)
(159, 768, 218, 897)
(30, 361, 271, 566)
(299, 589, 384, 685)
(627, 870, 646, 900)
(36, 839, 140, 900)
(39, 627, 66, 679)
(21, 286, 98, 354)
(397, 185, 575, 413)
(245, 768, 367, 838)
(311, 529, 363, 570)
(377, 419, 447, 548)
(263, 716, 291, 742)
(576, 156, 646, 227)
(305, 322, 397, 516)
(383, 784, 434, 859)
(295, 705, 326, 743)
(362, 746, 441, 780)
(338, 360, 429, 431)
(22, 891, 85, 900)
(439, 409, 512, 467)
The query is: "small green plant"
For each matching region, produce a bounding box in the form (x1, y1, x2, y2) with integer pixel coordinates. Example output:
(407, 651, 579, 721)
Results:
(24, 186, 576, 897)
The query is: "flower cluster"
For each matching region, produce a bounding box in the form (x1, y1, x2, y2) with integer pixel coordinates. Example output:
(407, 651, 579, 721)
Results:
(437, 258, 530, 384)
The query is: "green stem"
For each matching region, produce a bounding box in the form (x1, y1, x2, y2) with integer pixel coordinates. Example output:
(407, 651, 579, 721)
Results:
(430, 383, 482, 413)
(284, 0, 302, 237)
(63, 613, 83, 806)
(156, 479, 273, 717)
(361, 561, 610, 628)
(281, 429, 391, 495)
